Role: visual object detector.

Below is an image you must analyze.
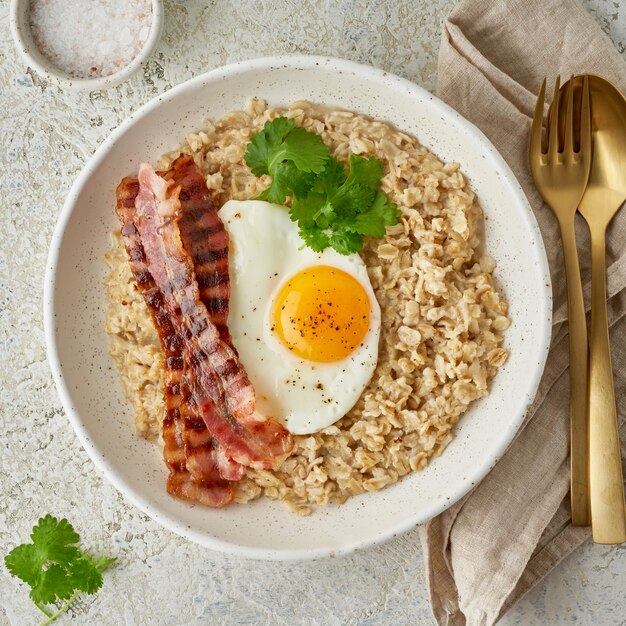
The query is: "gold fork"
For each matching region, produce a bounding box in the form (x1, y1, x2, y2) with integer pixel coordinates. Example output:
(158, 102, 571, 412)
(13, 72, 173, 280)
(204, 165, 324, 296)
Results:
(530, 75, 592, 526)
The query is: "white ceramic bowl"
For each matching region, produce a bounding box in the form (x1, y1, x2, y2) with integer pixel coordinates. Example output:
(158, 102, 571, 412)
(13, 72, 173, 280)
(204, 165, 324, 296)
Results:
(44, 56, 552, 560)
(10, 0, 163, 91)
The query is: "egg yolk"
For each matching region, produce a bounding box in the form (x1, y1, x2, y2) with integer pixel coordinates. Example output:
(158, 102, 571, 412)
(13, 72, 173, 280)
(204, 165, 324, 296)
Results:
(271, 265, 371, 363)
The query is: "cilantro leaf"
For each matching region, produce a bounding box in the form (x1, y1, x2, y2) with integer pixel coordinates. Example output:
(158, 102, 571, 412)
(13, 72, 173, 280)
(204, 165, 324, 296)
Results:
(331, 183, 377, 218)
(291, 193, 326, 228)
(344, 154, 384, 191)
(299, 225, 330, 252)
(352, 191, 400, 237)
(257, 160, 297, 204)
(69, 556, 104, 594)
(311, 200, 337, 229)
(282, 127, 329, 173)
(4, 515, 116, 623)
(31, 515, 81, 567)
(310, 157, 347, 195)
(5, 543, 40, 586)
(258, 161, 316, 204)
(328, 227, 365, 255)
(30, 564, 75, 605)
(244, 117, 296, 176)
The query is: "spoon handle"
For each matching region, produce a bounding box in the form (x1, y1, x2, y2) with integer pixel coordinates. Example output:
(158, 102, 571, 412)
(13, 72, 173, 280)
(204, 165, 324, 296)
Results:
(559, 218, 590, 526)
(588, 223, 626, 544)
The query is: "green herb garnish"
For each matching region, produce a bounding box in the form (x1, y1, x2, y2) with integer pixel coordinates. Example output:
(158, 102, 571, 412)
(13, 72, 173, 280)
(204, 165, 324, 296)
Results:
(4, 515, 116, 625)
(244, 117, 400, 254)
(244, 116, 329, 204)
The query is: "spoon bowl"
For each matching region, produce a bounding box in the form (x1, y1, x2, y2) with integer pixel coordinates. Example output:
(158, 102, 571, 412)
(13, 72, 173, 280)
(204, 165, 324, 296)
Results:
(577, 75, 626, 222)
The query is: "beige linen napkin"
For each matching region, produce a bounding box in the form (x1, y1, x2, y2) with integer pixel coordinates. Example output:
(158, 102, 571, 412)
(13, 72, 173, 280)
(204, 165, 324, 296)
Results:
(420, 1, 626, 624)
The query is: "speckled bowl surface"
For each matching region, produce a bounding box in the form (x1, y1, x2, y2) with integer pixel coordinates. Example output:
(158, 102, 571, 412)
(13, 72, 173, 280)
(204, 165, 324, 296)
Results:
(10, 0, 163, 91)
(44, 56, 552, 560)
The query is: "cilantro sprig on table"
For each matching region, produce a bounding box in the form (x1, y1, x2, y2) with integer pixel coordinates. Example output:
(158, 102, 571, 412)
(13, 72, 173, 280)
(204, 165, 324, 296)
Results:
(4, 515, 116, 624)
(244, 117, 400, 254)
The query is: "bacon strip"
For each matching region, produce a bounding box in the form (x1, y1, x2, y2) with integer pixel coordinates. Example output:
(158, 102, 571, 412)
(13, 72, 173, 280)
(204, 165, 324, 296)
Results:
(165, 155, 234, 349)
(166, 156, 243, 482)
(115, 177, 233, 506)
(135, 162, 293, 470)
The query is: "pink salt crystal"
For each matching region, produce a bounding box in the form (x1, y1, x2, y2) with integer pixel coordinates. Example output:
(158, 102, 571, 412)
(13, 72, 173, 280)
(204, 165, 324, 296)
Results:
(29, 0, 153, 79)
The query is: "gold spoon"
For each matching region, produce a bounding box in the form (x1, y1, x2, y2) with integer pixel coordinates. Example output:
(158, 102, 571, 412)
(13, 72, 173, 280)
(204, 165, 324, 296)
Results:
(566, 75, 626, 544)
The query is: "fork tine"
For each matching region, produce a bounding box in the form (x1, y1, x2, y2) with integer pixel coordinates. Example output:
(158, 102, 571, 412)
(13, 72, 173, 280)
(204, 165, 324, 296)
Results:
(579, 75, 592, 156)
(563, 76, 575, 155)
(548, 75, 561, 158)
(531, 78, 547, 156)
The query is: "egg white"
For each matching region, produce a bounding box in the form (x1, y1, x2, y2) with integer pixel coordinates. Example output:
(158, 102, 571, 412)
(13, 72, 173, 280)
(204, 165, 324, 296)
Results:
(218, 200, 381, 435)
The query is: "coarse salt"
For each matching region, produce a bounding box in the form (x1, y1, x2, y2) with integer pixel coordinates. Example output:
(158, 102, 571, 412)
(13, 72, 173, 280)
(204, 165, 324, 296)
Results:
(29, 0, 153, 79)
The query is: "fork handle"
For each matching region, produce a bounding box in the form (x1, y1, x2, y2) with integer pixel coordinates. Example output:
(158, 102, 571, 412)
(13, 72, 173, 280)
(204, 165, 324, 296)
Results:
(559, 218, 591, 527)
(588, 221, 626, 544)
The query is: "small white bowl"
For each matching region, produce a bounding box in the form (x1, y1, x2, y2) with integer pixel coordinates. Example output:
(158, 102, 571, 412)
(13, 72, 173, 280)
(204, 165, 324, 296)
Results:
(9, 0, 163, 91)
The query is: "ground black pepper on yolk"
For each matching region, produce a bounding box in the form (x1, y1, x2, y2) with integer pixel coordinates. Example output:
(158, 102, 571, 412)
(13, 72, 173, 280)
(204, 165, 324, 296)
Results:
(271, 265, 371, 362)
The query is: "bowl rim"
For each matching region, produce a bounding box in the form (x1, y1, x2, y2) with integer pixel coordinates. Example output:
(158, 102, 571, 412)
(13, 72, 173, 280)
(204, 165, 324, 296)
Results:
(43, 55, 553, 561)
(9, 0, 163, 91)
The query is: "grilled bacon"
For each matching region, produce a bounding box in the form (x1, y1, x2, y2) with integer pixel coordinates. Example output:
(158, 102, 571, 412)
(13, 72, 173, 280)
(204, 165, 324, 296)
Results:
(165, 155, 234, 349)
(165, 156, 243, 481)
(115, 176, 234, 507)
(135, 162, 293, 470)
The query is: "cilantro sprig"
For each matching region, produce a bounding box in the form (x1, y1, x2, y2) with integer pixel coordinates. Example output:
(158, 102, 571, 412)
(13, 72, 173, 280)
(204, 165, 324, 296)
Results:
(4, 515, 116, 624)
(244, 117, 400, 254)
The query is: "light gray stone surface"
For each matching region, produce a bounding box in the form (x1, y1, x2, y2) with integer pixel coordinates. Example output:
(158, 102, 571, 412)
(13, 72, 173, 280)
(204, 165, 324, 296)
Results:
(1, 1, 624, 624)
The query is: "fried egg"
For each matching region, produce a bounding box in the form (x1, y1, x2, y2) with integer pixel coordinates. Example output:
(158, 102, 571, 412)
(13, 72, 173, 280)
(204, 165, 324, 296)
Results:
(218, 200, 381, 435)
